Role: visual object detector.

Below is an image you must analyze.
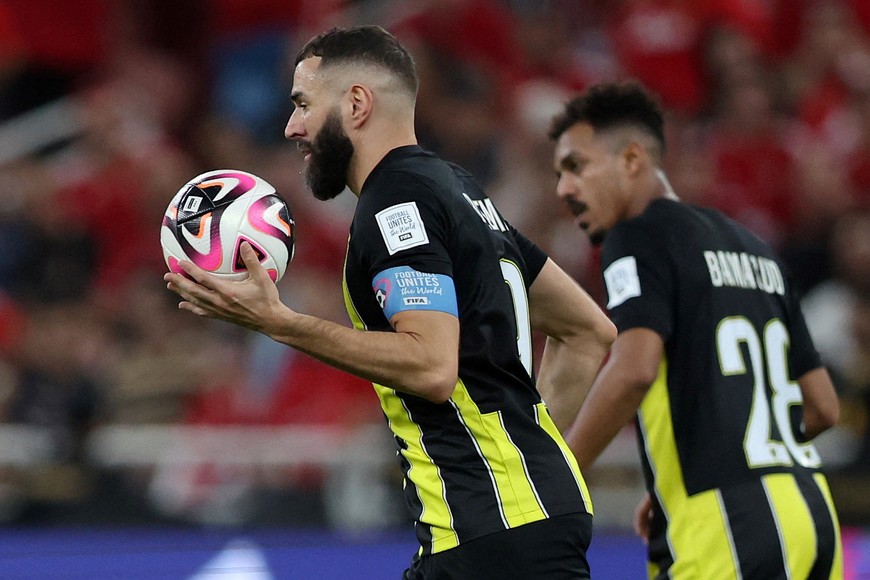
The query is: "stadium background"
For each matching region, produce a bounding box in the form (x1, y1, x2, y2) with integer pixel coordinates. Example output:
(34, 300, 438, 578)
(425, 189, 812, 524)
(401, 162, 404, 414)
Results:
(0, 0, 868, 577)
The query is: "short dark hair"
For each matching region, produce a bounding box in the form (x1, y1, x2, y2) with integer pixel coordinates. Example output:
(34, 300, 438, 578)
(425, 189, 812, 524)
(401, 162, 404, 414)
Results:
(548, 81, 665, 149)
(295, 25, 418, 96)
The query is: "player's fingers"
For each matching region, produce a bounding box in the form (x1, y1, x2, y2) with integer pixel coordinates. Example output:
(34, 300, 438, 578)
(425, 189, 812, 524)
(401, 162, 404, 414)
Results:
(178, 258, 221, 290)
(165, 275, 219, 309)
(632, 494, 652, 544)
(164, 276, 189, 301)
(632, 511, 648, 543)
(239, 241, 270, 281)
(166, 282, 197, 307)
(178, 301, 213, 318)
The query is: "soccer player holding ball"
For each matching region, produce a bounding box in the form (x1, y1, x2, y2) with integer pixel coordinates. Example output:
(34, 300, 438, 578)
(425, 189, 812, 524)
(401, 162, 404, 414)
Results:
(165, 26, 615, 578)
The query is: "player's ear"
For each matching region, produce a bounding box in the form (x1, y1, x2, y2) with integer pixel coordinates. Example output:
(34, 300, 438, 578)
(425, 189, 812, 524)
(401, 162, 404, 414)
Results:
(621, 141, 647, 177)
(346, 83, 373, 129)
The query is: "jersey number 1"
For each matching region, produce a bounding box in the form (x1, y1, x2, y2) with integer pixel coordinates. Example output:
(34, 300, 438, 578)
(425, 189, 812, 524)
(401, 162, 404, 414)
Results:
(500, 260, 533, 377)
(716, 317, 822, 469)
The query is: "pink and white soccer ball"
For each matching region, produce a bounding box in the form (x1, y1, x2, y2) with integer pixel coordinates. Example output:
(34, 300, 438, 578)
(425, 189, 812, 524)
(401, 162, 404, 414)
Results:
(161, 169, 295, 282)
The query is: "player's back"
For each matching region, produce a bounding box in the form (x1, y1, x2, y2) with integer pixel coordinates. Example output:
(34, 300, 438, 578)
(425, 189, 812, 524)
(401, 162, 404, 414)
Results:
(646, 200, 823, 492)
(606, 199, 842, 579)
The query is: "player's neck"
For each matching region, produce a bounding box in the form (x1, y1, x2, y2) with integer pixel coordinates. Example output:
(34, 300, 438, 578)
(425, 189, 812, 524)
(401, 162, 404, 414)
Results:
(347, 127, 418, 196)
(627, 168, 679, 218)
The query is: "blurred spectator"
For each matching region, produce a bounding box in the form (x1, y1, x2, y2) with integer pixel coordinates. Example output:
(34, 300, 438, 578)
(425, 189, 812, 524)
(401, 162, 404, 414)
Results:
(803, 212, 870, 388)
(0, 0, 112, 119)
(846, 83, 870, 205)
(0, 160, 96, 304)
(507, 0, 615, 90)
(846, 293, 870, 471)
(205, 0, 300, 145)
(6, 303, 105, 460)
(700, 72, 797, 249)
(103, 272, 243, 426)
(0, 292, 25, 357)
(0, 301, 107, 519)
(606, 0, 775, 116)
(0, 2, 25, 117)
(393, 0, 525, 185)
(394, 0, 527, 100)
(784, 0, 870, 156)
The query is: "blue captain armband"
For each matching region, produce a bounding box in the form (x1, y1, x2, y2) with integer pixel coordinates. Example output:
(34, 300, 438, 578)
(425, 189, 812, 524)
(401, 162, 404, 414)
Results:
(372, 266, 458, 320)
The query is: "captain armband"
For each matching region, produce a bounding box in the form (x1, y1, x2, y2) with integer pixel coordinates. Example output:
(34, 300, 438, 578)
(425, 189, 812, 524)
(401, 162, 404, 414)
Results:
(372, 266, 458, 320)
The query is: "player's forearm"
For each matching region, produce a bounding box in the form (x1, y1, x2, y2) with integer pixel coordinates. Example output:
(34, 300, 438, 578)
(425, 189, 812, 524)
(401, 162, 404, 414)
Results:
(565, 364, 651, 470)
(798, 367, 840, 439)
(263, 308, 458, 402)
(537, 335, 611, 432)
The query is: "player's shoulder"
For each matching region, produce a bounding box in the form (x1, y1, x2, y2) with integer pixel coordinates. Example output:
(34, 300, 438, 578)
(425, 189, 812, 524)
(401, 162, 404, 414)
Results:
(611, 199, 742, 244)
(360, 147, 454, 210)
(605, 198, 681, 248)
(639, 198, 709, 228)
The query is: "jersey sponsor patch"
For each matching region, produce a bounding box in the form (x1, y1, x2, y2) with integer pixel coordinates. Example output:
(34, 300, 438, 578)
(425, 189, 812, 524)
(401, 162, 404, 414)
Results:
(372, 266, 458, 320)
(375, 201, 429, 255)
(604, 256, 641, 309)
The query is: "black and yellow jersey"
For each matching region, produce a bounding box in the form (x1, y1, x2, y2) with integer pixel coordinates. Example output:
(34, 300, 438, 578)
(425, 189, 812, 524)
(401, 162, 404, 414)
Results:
(601, 198, 842, 579)
(343, 145, 591, 556)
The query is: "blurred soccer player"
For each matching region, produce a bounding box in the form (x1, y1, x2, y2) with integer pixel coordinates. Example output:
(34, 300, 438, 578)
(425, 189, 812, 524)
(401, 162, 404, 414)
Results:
(550, 81, 843, 579)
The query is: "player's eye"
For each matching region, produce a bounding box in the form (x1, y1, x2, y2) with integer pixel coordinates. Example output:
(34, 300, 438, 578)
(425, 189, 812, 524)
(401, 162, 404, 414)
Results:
(571, 159, 588, 175)
(562, 160, 580, 174)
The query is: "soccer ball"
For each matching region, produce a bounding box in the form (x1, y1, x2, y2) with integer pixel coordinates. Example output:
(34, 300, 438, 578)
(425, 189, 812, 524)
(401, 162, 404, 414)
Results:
(161, 169, 295, 282)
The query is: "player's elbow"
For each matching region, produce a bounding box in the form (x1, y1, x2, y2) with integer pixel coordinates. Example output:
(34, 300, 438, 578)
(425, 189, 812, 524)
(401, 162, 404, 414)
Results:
(617, 365, 658, 397)
(633, 369, 659, 393)
(593, 318, 618, 352)
(420, 380, 456, 405)
(575, 316, 616, 363)
(416, 371, 458, 404)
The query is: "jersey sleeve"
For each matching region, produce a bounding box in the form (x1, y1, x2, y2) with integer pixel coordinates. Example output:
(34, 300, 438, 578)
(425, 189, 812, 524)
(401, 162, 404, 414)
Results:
(508, 224, 548, 286)
(353, 171, 454, 278)
(601, 222, 675, 339)
(352, 171, 459, 321)
(783, 276, 823, 379)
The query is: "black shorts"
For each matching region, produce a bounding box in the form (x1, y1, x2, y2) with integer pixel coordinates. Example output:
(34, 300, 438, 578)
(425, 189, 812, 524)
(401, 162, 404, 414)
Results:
(402, 512, 593, 580)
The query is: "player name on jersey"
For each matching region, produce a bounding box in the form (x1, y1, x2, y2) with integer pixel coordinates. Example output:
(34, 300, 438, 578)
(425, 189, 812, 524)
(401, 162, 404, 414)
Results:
(703, 250, 785, 295)
(463, 193, 509, 232)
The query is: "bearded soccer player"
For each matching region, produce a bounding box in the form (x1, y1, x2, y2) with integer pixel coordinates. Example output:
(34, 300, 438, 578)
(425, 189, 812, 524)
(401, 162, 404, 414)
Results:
(166, 25, 615, 578)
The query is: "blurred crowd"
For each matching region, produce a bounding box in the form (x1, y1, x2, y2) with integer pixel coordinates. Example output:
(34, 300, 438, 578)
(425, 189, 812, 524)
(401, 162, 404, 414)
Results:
(0, 0, 868, 528)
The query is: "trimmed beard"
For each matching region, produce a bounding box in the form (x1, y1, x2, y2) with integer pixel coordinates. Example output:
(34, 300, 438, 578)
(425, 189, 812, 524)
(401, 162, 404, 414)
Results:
(305, 109, 355, 201)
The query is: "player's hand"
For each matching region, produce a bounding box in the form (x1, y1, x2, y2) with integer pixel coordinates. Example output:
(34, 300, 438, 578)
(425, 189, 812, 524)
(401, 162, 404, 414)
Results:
(633, 492, 653, 544)
(164, 241, 285, 333)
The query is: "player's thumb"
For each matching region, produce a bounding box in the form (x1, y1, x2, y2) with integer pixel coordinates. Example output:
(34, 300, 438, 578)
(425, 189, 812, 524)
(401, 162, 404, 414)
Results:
(239, 241, 267, 280)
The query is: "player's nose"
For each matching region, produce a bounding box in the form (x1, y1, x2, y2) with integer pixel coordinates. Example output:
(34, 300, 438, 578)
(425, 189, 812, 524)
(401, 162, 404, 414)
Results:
(284, 110, 305, 140)
(555, 174, 578, 200)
